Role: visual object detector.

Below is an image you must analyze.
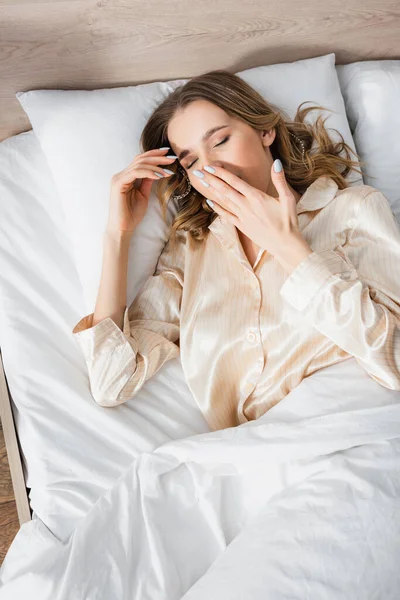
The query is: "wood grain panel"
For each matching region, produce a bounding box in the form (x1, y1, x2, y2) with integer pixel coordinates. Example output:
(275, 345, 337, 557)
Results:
(1, 0, 399, 141)
(0, 422, 19, 566)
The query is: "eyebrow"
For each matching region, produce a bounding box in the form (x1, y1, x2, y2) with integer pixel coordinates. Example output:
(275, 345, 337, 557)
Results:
(177, 125, 229, 162)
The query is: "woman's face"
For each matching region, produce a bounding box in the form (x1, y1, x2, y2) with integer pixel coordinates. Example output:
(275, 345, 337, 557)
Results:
(167, 99, 277, 203)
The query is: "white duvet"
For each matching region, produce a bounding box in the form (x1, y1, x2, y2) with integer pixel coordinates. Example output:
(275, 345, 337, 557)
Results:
(1, 358, 400, 600)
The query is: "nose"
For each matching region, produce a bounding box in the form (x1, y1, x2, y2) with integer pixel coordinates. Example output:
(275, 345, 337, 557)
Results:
(198, 160, 240, 179)
(198, 160, 225, 172)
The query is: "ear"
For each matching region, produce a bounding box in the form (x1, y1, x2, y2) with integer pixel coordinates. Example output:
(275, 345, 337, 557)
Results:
(260, 128, 276, 148)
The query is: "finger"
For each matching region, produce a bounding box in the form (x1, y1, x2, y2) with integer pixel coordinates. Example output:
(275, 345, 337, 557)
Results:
(133, 157, 178, 172)
(206, 198, 240, 225)
(130, 159, 178, 173)
(137, 177, 154, 199)
(270, 160, 293, 198)
(193, 167, 244, 209)
(129, 148, 176, 166)
(138, 155, 177, 162)
(270, 160, 297, 221)
(202, 165, 253, 197)
(143, 148, 171, 156)
(204, 185, 240, 217)
(115, 166, 172, 185)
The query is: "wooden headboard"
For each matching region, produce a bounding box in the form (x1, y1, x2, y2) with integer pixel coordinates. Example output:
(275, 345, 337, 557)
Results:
(1, 0, 399, 143)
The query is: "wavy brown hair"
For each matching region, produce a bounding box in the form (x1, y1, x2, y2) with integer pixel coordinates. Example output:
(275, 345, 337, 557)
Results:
(140, 69, 365, 252)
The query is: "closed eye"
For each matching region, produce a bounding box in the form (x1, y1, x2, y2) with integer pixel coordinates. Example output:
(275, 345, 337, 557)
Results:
(186, 136, 230, 170)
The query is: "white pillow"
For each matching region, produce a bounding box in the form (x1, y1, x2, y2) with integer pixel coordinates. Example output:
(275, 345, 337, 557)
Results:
(336, 60, 400, 221)
(16, 52, 362, 314)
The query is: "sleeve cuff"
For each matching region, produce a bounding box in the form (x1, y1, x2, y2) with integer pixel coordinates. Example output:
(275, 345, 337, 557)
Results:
(72, 308, 133, 361)
(279, 248, 357, 311)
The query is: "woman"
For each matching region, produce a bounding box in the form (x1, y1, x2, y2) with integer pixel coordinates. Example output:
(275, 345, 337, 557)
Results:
(72, 70, 400, 432)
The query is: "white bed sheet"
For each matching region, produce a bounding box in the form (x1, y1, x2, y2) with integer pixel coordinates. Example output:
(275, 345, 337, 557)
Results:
(1, 358, 400, 599)
(1, 118, 400, 598)
(0, 130, 210, 543)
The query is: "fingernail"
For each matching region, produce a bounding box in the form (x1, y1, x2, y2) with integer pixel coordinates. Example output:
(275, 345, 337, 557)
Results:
(199, 180, 210, 187)
(273, 159, 283, 172)
(206, 199, 214, 208)
(193, 170, 205, 178)
(204, 165, 215, 174)
(166, 155, 178, 159)
(154, 172, 164, 178)
(163, 168, 174, 175)
(159, 147, 170, 150)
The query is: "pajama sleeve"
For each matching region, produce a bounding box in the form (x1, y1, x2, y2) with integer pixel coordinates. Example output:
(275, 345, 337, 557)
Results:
(72, 230, 186, 407)
(279, 189, 400, 391)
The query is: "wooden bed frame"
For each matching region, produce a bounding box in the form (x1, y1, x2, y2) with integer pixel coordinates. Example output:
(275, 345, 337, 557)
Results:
(0, 0, 399, 528)
(0, 350, 31, 525)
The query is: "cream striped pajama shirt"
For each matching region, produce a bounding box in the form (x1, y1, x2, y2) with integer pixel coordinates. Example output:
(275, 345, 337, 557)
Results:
(72, 175, 400, 432)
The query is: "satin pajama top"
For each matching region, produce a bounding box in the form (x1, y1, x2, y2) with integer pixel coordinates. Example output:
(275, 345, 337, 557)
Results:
(72, 175, 400, 432)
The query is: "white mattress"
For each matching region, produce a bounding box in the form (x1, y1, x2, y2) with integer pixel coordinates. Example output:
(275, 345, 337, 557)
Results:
(0, 130, 210, 542)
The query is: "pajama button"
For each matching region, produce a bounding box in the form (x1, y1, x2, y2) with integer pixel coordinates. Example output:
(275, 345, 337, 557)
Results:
(340, 271, 352, 280)
(247, 331, 256, 342)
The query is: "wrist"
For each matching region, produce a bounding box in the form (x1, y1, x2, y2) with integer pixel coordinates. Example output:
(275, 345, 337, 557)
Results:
(277, 238, 313, 275)
(104, 229, 133, 244)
